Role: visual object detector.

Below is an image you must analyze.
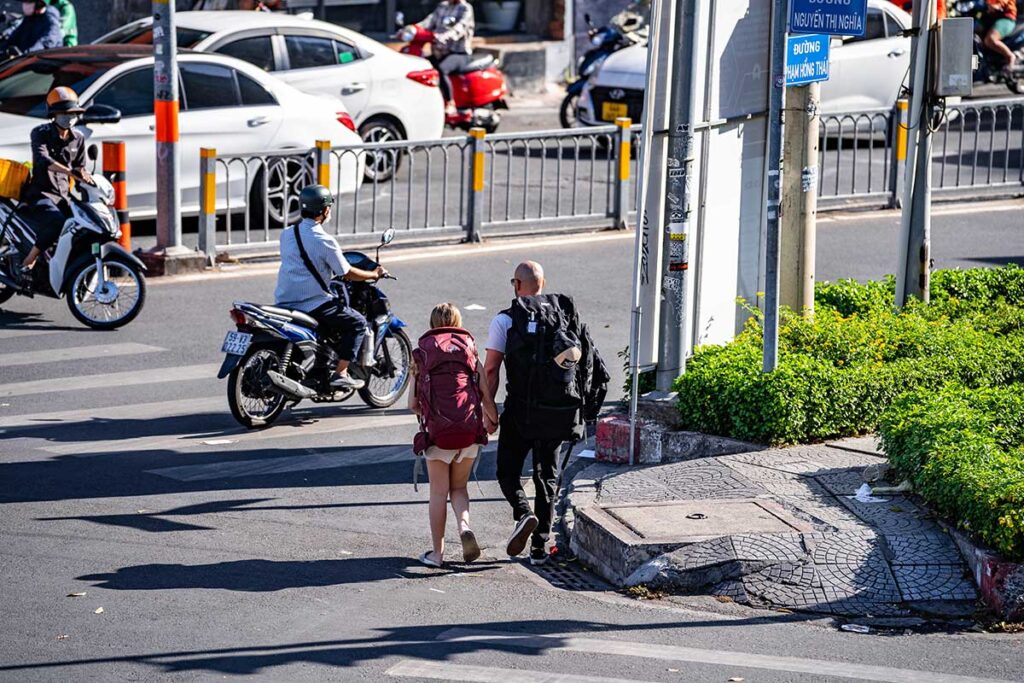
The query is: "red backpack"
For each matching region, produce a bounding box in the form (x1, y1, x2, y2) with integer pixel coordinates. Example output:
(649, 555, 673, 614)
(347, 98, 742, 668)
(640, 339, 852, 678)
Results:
(412, 327, 488, 454)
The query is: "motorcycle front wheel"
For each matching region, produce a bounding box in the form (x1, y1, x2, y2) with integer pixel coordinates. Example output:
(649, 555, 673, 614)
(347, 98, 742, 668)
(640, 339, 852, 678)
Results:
(559, 92, 580, 128)
(227, 345, 288, 429)
(358, 328, 413, 409)
(66, 255, 146, 330)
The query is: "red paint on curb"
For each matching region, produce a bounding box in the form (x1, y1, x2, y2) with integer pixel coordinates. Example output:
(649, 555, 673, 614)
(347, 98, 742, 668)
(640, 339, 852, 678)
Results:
(595, 415, 638, 464)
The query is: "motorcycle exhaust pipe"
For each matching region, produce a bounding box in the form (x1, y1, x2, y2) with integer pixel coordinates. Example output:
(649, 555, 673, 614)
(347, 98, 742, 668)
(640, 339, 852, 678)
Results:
(266, 370, 317, 399)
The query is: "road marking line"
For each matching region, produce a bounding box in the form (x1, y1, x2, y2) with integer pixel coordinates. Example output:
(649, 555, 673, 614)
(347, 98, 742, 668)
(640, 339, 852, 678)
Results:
(0, 396, 225, 429)
(435, 628, 1015, 683)
(147, 442, 413, 481)
(0, 327, 65, 341)
(828, 201, 1023, 222)
(0, 343, 164, 368)
(386, 660, 646, 683)
(153, 231, 636, 284)
(0, 363, 220, 399)
(47, 411, 418, 456)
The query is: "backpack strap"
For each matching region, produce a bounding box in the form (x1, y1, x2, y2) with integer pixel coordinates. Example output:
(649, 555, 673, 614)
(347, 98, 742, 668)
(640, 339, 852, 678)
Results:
(292, 222, 330, 294)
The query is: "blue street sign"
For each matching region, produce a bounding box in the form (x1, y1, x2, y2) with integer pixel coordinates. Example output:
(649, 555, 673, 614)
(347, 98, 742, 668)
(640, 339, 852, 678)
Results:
(790, 0, 867, 37)
(785, 34, 831, 85)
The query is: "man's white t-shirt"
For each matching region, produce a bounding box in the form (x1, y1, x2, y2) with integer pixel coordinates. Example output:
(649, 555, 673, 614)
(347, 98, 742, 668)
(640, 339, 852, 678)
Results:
(485, 312, 512, 354)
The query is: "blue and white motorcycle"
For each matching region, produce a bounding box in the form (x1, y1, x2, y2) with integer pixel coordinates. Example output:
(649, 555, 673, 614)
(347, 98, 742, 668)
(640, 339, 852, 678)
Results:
(218, 229, 411, 428)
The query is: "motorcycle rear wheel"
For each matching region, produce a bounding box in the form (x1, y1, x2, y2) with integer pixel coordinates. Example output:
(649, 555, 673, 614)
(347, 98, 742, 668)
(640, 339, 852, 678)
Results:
(228, 345, 288, 429)
(0, 282, 14, 306)
(358, 328, 412, 409)
(559, 92, 580, 128)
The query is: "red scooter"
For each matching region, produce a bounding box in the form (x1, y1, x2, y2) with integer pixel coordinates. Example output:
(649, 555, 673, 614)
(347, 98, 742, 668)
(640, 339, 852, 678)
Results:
(396, 24, 510, 133)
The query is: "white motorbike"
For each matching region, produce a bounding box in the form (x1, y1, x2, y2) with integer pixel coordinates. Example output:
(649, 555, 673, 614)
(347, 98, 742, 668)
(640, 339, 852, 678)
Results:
(0, 156, 147, 329)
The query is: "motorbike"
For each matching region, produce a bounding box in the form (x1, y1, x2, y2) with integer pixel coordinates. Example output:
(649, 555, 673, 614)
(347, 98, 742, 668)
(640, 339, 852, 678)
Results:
(954, 0, 1024, 94)
(561, 10, 646, 128)
(0, 144, 148, 330)
(395, 14, 510, 133)
(219, 228, 411, 429)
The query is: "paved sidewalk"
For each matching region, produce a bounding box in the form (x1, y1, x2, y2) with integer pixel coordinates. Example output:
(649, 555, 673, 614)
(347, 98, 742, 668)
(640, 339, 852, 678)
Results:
(569, 439, 979, 619)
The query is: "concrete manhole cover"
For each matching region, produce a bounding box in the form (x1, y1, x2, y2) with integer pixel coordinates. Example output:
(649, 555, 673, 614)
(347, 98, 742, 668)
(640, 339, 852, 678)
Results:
(604, 499, 812, 543)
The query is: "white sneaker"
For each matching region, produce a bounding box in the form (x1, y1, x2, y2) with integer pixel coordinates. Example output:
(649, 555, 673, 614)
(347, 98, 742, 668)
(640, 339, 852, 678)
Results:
(330, 372, 365, 390)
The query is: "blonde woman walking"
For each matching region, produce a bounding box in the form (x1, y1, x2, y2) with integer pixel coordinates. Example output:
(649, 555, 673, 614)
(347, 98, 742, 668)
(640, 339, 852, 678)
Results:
(411, 303, 499, 567)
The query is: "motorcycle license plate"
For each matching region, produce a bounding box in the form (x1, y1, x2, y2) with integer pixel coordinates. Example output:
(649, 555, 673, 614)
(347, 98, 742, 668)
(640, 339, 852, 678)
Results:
(601, 101, 628, 121)
(221, 331, 252, 356)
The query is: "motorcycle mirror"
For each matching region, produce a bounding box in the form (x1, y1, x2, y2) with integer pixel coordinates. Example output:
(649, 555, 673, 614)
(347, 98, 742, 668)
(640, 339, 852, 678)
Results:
(395, 11, 405, 27)
(380, 228, 395, 247)
(87, 144, 98, 161)
(80, 104, 122, 125)
(584, 12, 593, 26)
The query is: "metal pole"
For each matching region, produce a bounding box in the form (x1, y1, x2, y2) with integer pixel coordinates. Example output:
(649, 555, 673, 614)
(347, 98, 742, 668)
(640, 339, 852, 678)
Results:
(627, 306, 642, 466)
(153, 0, 181, 251)
(655, 0, 700, 392)
(612, 116, 632, 230)
(896, 0, 933, 307)
(761, 0, 788, 372)
(465, 127, 486, 243)
(800, 81, 819, 315)
(197, 148, 216, 265)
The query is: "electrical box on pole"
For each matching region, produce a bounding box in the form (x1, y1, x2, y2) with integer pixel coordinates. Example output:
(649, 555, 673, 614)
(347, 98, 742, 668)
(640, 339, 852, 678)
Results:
(934, 17, 974, 97)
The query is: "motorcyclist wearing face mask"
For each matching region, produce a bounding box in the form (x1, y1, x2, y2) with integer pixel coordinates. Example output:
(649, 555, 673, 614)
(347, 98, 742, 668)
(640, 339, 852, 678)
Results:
(1, 0, 62, 58)
(19, 87, 92, 274)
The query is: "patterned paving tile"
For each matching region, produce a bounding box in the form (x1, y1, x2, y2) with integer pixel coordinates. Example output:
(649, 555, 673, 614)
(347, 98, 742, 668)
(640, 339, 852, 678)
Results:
(892, 565, 978, 602)
(671, 537, 737, 570)
(815, 469, 869, 497)
(809, 530, 882, 564)
(731, 534, 806, 563)
(839, 497, 935, 534)
(815, 559, 902, 602)
(884, 533, 964, 566)
(651, 463, 765, 500)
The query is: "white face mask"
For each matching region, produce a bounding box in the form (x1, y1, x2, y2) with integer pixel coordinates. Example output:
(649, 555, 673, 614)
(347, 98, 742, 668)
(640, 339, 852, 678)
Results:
(22, 3, 37, 16)
(54, 114, 79, 130)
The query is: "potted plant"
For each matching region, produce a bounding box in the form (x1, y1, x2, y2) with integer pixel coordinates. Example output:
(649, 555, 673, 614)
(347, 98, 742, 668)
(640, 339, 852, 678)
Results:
(478, 0, 522, 32)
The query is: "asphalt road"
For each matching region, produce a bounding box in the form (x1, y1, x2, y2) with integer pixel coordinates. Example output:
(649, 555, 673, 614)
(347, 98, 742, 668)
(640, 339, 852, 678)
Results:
(1, 204, 1023, 681)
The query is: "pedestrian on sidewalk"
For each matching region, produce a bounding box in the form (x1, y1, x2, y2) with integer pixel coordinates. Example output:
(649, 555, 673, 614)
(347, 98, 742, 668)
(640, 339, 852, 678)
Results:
(411, 302, 499, 568)
(484, 262, 609, 566)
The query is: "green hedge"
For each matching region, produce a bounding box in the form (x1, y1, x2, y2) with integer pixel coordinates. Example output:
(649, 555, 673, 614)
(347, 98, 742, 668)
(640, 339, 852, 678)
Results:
(878, 385, 1024, 560)
(674, 266, 1024, 445)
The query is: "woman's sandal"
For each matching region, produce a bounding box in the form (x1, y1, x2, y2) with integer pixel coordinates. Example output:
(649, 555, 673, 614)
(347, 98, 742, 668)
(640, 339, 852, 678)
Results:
(419, 550, 443, 568)
(460, 529, 481, 563)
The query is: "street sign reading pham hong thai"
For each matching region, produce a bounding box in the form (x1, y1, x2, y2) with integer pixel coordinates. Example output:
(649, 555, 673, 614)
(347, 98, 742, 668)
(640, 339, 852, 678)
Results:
(785, 34, 831, 85)
(789, 0, 867, 37)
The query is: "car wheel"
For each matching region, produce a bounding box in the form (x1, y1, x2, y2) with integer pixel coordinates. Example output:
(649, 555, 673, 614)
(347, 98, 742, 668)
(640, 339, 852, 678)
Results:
(258, 156, 316, 228)
(359, 118, 405, 183)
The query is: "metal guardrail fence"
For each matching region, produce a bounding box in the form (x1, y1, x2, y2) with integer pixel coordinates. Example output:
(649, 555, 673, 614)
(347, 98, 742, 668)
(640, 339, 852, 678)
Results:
(818, 96, 1024, 209)
(195, 120, 639, 257)
(188, 97, 1022, 257)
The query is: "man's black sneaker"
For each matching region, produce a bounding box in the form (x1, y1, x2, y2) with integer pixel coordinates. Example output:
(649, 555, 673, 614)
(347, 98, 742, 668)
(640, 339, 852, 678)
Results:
(529, 546, 549, 566)
(506, 514, 538, 557)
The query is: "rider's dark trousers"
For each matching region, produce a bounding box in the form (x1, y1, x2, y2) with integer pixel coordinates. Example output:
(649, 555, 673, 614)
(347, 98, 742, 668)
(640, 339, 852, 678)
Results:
(495, 410, 562, 550)
(433, 52, 472, 103)
(24, 197, 68, 252)
(310, 299, 367, 363)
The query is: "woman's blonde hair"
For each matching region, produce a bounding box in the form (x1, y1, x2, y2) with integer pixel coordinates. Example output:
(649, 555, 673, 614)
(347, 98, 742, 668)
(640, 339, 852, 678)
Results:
(429, 302, 462, 329)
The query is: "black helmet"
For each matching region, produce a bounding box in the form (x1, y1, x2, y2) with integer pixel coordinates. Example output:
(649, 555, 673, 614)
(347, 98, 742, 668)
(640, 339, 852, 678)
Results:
(299, 184, 334, 216)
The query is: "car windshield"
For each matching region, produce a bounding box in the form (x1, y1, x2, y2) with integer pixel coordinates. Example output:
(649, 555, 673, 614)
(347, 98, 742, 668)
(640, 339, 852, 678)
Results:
(0, 55, 113, 117)
(99, 25, 211, 48)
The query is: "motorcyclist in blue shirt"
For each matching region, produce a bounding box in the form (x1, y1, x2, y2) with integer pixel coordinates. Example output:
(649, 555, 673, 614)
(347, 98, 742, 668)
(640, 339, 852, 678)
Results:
(1, 1, 62, 58)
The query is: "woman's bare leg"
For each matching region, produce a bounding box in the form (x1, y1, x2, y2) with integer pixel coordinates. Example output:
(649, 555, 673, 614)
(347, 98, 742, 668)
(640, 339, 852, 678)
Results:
(426, 458, 451, 561)
(449, 453, 476, 533)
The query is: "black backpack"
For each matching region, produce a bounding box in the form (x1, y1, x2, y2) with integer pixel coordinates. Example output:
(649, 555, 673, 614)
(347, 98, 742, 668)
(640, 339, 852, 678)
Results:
(503, 294, 608, 441)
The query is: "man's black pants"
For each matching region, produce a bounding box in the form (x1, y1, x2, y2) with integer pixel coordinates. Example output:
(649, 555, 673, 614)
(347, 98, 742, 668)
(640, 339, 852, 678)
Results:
(26, 197, 69, 252)
(496, 411, 563, 549)
(310, 299, 367, 363)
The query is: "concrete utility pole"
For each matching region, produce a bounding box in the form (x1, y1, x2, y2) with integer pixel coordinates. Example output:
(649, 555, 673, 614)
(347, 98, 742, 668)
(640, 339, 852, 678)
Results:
(896, 0, 935, 307)
(654, 0, 700, 392)
(761, 0, 789, 372)
(779, 81, 820, 317)
(153, 0, 182, 253)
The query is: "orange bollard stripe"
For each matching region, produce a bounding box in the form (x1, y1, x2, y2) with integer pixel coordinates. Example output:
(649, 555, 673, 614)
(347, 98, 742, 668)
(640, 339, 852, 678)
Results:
(155, 100, 180, 143)
(619, 141, 631, 181)
(112, 180, 128, 208)
(202, 173, 217, 215)
(102, 141, 126, 170)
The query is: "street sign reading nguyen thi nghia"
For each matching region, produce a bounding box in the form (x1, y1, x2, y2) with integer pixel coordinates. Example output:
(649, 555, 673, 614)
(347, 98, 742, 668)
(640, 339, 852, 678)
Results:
(789, 0, 867, 37)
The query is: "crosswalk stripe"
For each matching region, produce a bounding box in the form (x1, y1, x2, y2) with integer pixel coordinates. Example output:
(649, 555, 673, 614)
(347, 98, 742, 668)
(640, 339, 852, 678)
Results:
(0, 327, 63, 341)
(0, 396, 224, 430)
(0, 343, 164, 368)
(0, 363, 220, 398)
(386, 660, 645, 683)
(41, 410, 418, 456)
(435, 629, 1014, 683)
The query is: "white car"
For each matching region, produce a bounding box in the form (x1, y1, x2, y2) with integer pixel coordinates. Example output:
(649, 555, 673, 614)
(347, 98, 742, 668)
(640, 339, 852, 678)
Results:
(0, 45, 363, 223)
(95, 10, 446, 180)
(577, 0, 912, 127)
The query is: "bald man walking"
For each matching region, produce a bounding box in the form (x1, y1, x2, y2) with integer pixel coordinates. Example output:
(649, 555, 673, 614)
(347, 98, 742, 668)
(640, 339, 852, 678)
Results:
(485, 261, 588, 566)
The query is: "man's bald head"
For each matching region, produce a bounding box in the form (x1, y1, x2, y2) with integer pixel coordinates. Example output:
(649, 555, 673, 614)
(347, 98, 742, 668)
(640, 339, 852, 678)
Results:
(513, 261, 544, 296)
